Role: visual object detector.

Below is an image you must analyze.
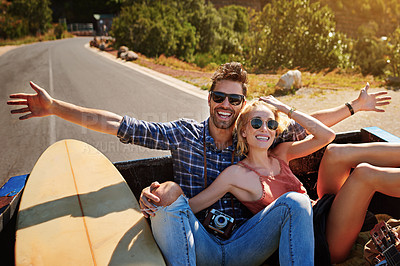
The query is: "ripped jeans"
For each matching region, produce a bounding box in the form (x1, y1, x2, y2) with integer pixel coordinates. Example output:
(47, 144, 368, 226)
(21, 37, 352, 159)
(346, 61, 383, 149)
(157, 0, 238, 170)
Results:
(150, 191, 314, 266)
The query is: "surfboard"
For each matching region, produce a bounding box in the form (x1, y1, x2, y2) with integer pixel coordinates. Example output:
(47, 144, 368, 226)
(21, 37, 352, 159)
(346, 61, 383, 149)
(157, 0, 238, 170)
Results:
(15, 139, 165, 265)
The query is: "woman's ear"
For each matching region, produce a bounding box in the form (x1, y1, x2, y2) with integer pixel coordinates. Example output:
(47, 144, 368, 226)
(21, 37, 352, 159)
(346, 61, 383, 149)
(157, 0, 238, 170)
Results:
(241, 129, 247, 138)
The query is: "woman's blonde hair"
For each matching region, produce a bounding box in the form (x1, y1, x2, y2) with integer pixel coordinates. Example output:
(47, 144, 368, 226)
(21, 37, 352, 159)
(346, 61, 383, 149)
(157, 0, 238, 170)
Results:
(234, 100, 289, 156)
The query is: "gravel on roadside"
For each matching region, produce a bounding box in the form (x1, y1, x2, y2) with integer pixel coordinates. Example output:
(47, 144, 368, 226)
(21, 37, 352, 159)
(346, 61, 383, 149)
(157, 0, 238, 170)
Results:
(279, 87, 400, 136)
(0, 45, 19, 57)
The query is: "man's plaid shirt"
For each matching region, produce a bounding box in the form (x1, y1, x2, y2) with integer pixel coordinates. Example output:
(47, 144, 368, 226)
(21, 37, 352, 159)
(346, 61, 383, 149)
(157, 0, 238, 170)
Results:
(117, 115, 307, 225)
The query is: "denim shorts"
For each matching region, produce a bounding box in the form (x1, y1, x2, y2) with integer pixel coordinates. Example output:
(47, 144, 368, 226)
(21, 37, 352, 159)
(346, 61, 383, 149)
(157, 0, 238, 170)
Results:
(313, 194, 335, 266)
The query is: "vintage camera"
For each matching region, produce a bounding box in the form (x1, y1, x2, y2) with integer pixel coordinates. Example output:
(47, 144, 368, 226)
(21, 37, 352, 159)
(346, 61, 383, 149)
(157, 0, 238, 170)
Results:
(203, 209, 235, 239)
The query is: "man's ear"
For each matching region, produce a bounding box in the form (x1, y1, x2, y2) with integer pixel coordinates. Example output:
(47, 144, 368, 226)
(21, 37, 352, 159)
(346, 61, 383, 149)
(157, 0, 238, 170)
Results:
(208, 93, 211, 107)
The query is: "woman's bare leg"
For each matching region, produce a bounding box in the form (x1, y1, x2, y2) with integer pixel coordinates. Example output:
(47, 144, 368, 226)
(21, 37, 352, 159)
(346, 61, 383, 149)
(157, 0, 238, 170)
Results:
(317, 143, 400, 197)
(326, 163, 400, 263)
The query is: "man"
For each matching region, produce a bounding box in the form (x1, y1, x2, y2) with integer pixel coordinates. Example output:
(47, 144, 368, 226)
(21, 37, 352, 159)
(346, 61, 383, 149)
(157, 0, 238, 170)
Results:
(8, 62, 390, 264)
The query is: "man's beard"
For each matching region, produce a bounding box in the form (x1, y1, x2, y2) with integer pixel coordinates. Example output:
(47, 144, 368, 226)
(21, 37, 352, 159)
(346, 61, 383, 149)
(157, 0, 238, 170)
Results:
(210, 109, 236, 129)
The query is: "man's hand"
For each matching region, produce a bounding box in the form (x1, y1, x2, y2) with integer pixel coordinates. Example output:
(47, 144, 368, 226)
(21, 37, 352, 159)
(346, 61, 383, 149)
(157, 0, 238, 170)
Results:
(139, 181, 161, 218)
(7, 81, 53, 120)
(352, 83, 391, 113)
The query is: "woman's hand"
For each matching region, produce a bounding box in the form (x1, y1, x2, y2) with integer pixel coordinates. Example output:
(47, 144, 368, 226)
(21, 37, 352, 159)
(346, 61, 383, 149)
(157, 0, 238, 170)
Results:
(259, 95, 290, 114)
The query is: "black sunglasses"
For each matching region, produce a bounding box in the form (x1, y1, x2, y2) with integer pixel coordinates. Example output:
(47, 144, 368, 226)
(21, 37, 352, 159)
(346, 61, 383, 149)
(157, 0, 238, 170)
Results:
(210, 91, 245, 106)
(250, 117, 279, 131)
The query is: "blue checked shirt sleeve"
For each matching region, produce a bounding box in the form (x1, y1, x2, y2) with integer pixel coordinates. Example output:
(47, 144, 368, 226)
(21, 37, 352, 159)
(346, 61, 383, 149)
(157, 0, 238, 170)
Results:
(117, 115, 190, 150)
(273, 120, 308, 146)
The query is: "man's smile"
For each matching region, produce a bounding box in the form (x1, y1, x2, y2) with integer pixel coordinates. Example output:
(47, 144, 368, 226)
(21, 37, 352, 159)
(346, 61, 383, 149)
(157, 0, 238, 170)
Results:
(216, 109, 233, 120)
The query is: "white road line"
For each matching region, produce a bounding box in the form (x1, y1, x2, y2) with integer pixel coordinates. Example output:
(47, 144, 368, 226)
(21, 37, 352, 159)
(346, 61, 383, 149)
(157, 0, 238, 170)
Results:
(48, 47, 56, 145)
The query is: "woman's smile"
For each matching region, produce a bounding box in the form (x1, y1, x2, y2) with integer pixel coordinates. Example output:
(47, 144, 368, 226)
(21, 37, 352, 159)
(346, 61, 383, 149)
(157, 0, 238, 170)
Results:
(255, 134, 271, 142)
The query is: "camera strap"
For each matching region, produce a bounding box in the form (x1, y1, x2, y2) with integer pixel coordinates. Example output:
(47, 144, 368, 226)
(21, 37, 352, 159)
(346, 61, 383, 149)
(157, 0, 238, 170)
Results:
(203, 126, 236, 218)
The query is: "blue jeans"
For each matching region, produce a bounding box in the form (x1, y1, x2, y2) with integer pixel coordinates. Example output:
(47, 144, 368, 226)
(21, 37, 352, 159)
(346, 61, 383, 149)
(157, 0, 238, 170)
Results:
(150, 192, 314, 266)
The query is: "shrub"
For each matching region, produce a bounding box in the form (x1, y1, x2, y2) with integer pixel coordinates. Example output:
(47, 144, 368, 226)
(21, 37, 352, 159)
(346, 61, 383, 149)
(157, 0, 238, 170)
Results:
(217, 5, 249, 55)
(387, 27, 400, 77)
(179, 0, 221, 54)
(246, 0, 349, 71)
(352, 22, 388, 76)
(0, 14, 28, 39)
(112, 2, 197, 60)
(111, 0, 249, 64)
(54, 23, 67, 39)
(8, 0, 52, 36)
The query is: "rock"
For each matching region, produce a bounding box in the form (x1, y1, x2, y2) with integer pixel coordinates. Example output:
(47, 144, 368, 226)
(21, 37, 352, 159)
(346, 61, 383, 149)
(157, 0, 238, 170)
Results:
(90, 37, 99, 48)
(124, 51, 138, 61)
(276, 70, 302, 91)
(117, 46, 129, 58)
(119, 52, 127, 60)
(117, 46, 138, 60)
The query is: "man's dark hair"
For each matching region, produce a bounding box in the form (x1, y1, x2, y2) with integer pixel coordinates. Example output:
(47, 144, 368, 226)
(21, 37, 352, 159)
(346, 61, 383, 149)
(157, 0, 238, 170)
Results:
(210, 62, 248, 97)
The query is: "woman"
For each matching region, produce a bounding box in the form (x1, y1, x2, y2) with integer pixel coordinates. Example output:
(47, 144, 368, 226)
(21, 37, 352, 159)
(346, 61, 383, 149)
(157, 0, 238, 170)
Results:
(190, 97, 400, 264)
(189, 97, 335, 213)
(147, 96, 334, 265)
(187, 96, 336, 264)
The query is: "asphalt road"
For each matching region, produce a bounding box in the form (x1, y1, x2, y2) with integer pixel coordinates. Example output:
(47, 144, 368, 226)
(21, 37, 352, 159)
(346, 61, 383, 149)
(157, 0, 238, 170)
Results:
(1, 37, 209, 186)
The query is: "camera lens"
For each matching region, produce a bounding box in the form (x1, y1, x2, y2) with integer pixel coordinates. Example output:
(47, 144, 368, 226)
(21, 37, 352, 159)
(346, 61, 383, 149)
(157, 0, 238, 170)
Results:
(214, 215, 228, 229)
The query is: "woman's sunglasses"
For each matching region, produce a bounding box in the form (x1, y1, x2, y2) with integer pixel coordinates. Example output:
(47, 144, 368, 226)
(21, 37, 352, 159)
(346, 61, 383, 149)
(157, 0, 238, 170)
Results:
(210, 91, 245, 106)
(250, 117, 279, 131)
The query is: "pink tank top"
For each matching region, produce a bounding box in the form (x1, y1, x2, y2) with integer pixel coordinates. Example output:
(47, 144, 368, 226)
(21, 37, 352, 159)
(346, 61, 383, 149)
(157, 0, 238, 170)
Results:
(239, 156, 307, 214)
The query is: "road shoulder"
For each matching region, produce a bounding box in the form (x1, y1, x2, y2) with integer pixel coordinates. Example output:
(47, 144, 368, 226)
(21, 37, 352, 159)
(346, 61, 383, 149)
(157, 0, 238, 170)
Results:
(85, 43, 208, 100)
(0, 45, 20, 57)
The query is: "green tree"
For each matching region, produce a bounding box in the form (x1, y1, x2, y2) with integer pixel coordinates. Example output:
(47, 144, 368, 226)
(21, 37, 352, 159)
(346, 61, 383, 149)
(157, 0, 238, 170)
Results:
(111, 0, 249, 64)
(218, 5, 249, 55)
(8, 0, 52, 35)
(320, 0, 400, 37)
(247, 0, 347, 71)
(111, 1, 197, 59)
(0, 1, 29, 39)
(179, 0, 221, 54)
(352, 22, 388, 76)
(387, 27, 400, 77)
(294, 2, 351, 70)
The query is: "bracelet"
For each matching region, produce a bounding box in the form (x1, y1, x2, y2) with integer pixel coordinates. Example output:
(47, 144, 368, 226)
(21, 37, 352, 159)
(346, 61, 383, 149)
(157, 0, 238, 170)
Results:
(288, 107, 296, 119)
(345, 102, 354, 115)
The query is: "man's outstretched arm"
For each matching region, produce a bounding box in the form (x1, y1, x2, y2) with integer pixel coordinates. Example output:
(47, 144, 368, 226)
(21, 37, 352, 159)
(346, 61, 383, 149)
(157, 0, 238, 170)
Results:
(7, 81, 122, 136)
(310, 83, 391, 127)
